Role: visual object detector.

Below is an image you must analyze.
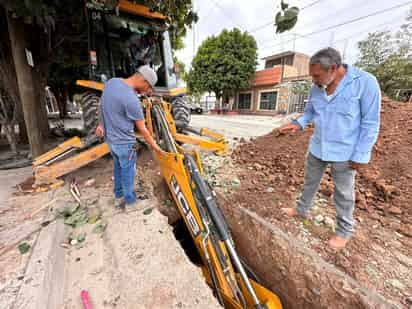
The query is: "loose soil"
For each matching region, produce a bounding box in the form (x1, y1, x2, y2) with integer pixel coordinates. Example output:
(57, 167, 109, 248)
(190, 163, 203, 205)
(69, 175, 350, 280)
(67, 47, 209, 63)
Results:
(228, 98, 412, 307)
(0, 150, 221, 309)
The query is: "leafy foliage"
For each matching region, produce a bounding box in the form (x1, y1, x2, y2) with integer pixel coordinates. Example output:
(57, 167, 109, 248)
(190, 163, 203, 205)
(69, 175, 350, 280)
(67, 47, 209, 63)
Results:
(187, 28, 257, 100)
(0, 0, 196, 51)
(0, 0, 56, 32)
(275, 0, 299, 33)
(173, 56, 187, 82)
(395, 6, 412, 58)
(355, 9, 412, 99)
(1, 0, 195, 91)
(355, 31, 394, 75)
(291, 80, 311, 95)
(134, 0, 198, 50)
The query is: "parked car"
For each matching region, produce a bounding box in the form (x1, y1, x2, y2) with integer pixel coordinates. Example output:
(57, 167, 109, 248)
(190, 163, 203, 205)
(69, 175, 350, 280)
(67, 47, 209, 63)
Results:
(189, 102, 203, 114)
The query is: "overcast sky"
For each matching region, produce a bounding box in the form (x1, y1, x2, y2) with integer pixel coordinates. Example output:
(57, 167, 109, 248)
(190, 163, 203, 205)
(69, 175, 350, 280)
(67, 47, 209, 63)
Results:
(175, 0, 411, 70)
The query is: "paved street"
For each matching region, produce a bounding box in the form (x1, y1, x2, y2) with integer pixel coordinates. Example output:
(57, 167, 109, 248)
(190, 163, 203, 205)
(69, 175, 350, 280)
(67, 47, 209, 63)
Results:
(190, 113, 295, 140)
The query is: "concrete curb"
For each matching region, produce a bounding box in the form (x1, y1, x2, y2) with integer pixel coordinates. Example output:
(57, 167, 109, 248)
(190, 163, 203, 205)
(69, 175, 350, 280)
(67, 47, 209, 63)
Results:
(13, 220, 66, 309)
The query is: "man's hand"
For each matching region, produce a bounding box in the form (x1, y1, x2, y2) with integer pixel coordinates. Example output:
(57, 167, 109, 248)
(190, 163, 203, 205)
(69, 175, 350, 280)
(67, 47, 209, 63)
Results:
(95, 124, 104, 137)
(152, 144, 163, 155)
(349, 161, 367, 172)
(135, 119, 163, 155)
(279, 122, 301, 134)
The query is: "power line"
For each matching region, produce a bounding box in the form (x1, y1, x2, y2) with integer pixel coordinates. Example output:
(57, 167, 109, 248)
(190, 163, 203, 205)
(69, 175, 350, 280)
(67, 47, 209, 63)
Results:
(257, 0, 365, 49)
(260, 1, 412, 52)
(209, 0, 244, 30)
(249, 0, 325, 33)
(285, 0, 375, 37)
(264, 14, 405, 59)
(301, 0, 324, 10)
(333, 15, 403, 45)
(254, 0, 384, 41)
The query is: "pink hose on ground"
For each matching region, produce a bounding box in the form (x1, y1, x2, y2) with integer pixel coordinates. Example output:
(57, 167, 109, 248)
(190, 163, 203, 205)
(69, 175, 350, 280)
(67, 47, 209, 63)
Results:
(81, 290, 92, 309)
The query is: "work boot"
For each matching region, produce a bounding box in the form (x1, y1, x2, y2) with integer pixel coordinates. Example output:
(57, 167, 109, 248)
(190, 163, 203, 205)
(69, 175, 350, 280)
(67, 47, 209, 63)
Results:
(328, 235, 349, 249)
(114, 197, 125, 210)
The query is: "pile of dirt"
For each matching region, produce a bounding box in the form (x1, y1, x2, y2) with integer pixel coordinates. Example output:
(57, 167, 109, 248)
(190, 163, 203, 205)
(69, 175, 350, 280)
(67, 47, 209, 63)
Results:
(229, 98, 412, 306)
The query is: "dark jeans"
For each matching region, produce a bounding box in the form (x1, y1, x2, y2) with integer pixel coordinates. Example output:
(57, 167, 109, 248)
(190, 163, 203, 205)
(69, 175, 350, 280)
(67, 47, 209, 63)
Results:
(109, 143, 137, 204)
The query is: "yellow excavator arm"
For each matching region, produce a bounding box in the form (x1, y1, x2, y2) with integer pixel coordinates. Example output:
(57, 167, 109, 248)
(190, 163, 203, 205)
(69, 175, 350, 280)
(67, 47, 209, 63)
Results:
(145, 97, 282, 309)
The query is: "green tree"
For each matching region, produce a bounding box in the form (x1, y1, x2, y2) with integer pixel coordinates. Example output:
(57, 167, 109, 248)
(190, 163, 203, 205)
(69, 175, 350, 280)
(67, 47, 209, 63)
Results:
(135, 0, 198, 50)
(395, 6, 412, 58)
(0, 0, 196, 155)
(173, 56, 187, 82)
(187, 28, 258, 105)
(355, 12, 412, 99)
(375, 54, 412, 97)
(355, 31, 394, 76)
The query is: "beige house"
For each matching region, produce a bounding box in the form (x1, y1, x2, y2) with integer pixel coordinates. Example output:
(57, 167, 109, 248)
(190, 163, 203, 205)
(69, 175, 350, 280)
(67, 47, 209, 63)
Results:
(233, 51, 310, 115)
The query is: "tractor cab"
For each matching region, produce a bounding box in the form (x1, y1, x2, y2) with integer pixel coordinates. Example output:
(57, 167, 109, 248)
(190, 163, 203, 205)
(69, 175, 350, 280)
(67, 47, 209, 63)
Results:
(78, 0, 180, 93)
(76, 1, 189, 138)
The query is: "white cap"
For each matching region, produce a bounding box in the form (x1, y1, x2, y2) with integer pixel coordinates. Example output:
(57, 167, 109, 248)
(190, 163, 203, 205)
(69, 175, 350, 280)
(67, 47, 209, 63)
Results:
(137, 65, 158, 88)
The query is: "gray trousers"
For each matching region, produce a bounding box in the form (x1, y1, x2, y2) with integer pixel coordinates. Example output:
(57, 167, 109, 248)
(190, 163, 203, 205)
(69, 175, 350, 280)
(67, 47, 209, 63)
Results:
(297, 152, 356, 239)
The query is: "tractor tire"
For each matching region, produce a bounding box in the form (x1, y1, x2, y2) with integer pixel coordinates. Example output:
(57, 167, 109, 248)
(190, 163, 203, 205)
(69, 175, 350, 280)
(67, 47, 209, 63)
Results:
(171, 96, 191, 130)
(80, 91, 100, 137)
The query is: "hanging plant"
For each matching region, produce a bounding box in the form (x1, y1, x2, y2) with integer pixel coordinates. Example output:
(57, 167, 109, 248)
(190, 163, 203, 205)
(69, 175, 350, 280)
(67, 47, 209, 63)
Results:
(274, 0, 299, 33)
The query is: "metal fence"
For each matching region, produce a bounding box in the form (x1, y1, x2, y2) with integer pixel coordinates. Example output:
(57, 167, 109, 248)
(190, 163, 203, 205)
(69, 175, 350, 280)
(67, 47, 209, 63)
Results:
(287, 93, 308, 114)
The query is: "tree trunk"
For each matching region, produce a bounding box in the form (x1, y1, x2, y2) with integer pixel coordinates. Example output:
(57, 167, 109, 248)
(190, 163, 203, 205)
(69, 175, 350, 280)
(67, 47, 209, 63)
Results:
(6, 13, 44, 157)
(30, 25, 50, 139)
(214, 92, 222, 110)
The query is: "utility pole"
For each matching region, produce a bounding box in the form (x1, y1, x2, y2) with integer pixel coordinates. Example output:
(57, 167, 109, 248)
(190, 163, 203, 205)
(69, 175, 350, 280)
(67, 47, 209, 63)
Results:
(280, 33, 284, 52)
(292, 33, 297, 51)
(192, 0, 196, 60)
(342, 39, 348, 62)
(328, 31, 335, 47)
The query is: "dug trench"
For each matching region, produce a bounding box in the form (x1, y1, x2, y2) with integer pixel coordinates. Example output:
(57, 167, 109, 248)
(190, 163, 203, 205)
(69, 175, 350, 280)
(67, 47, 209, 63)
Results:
(36, 97, 411, 308)
(148, 99, 411, 308)
(18, 97, 405, 308)
(142, 151, 400, 308)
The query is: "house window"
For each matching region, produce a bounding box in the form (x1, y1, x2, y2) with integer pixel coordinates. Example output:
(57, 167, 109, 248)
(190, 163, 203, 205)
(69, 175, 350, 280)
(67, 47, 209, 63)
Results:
(259, 91, 278, 110)
(238, 93, 252, 109)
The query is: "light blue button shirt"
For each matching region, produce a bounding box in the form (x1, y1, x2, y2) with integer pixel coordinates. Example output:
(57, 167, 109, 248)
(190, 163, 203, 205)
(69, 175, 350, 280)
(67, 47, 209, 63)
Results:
(296, 65, 381, 163)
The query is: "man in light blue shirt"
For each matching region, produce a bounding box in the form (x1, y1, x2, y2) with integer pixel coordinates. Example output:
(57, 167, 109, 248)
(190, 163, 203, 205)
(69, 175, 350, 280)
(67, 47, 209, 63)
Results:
(280, 48, 381, 249)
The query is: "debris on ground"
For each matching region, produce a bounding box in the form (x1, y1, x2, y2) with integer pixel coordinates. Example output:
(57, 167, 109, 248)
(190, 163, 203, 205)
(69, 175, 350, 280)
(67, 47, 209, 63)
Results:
(143, 207, 153, 215)
(84, 178, 96, 187)
(92, 220, 107, 234)
(224, 98, 412, 306)
(17, 242, 30, 255)
(60, 204, 89, 227)
(1, 154, 221, 308)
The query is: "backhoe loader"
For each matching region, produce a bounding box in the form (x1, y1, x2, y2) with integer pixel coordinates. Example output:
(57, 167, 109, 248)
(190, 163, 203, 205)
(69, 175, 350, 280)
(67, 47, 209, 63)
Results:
(33, 95, 282, 309)
(33, 1, 283, 307)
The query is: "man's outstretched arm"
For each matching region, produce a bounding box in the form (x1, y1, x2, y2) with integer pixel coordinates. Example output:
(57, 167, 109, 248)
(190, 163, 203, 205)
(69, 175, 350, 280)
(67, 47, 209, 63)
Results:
(135, 120, 162, 154)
